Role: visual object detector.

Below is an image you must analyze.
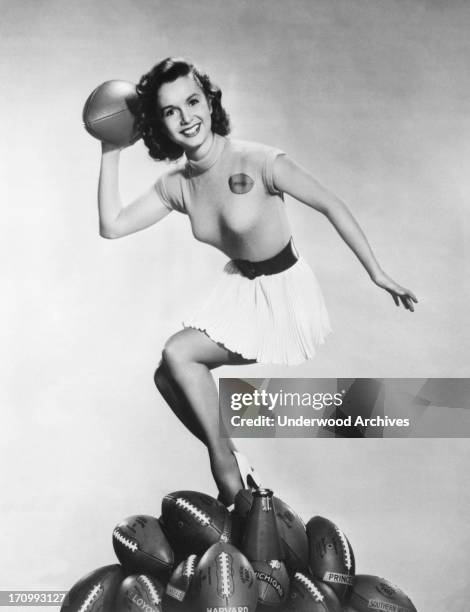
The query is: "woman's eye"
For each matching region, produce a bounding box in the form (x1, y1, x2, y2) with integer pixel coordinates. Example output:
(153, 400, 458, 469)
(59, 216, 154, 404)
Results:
(189, 98, 199, 106)
(163, 109, 175, 118)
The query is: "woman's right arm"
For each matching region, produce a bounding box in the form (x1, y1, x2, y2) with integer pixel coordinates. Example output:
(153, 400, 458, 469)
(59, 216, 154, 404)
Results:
(98, 142, 171, 239)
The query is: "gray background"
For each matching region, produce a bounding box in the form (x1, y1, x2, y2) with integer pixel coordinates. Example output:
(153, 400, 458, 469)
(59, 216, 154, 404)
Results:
(1, 1, 469, 610)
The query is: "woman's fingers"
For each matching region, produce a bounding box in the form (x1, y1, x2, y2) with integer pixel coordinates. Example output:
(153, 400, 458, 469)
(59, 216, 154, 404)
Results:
(398, 292, 417, 312)
(388, 287, 417, 311)
(378, 276, 418, 311)
(399, 294, 409, 310)
(403, 295, 415, 312)
(401, 288, 418, 311)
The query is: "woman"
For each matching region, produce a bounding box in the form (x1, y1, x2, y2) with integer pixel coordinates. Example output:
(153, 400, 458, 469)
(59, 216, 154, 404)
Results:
(97, 57, 417, 505)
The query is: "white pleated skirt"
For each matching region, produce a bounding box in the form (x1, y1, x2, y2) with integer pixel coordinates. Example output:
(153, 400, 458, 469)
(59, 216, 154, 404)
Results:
(183, 256, 331, 366)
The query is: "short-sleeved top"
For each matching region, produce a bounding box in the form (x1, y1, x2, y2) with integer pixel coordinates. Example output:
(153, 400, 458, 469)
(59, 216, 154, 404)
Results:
(154, 134, 289, 255)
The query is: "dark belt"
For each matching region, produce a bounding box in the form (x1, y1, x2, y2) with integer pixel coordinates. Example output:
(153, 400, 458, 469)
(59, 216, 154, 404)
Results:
(233, 238, 298, 279)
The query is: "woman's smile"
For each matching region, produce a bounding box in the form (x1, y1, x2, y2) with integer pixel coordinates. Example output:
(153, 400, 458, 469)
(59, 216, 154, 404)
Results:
(180, 122, 201, 137)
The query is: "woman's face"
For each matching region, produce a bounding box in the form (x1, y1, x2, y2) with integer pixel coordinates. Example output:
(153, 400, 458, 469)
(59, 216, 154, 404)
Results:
(157, 74, 213, 155)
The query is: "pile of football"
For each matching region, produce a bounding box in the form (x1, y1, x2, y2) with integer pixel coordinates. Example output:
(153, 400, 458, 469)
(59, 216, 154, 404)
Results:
(61, 488, 417, 611)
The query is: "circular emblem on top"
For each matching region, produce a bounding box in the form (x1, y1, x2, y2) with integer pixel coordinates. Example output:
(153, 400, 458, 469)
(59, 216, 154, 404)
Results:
(229, 173, 255, 194)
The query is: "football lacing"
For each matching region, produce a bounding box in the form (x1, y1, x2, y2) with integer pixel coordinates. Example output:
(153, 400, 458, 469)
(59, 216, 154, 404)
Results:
(175, 498, 210, 526)
(137, 575, 161, 605)
(218, 552, 233, 598)
(334, 526, 352, 570)
(183, 554, 197, 577)
(78, 584, 102, 612)
(113, 528, 138, 553)
(294, 573, 324, 602)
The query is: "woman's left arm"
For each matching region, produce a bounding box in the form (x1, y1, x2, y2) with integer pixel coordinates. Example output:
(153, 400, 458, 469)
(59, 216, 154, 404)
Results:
(273, 155, 418, 311)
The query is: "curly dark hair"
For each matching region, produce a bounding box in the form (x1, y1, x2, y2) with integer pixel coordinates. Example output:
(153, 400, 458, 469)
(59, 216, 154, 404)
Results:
(136, 57, 231, 161)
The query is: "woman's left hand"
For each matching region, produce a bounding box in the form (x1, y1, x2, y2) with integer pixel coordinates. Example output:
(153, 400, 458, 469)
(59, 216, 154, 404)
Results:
(372, 271, 418, 312)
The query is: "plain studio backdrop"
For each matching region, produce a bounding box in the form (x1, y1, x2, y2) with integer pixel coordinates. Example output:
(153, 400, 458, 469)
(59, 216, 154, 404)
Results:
(1, 1, 469, 610)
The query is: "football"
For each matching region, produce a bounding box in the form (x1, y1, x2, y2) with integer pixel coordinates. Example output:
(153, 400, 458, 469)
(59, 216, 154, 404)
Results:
(82, 80, 140, 147)
(115, 574, 165, 612)
(193, 542, 258, 612)
(347, 575, 417, 612)
(161, 491, 232, 556)
(251, 559, 290, 607)
(233, 489, 309, 572)
(113, 515, 174, 576)
(306, 516, 355, 601)
(60, 564, 125, 611)
(166, 554, 199, 602)
(285, 571, 342, 612)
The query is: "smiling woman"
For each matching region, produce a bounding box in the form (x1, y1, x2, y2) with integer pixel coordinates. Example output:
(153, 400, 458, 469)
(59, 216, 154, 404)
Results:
(96, 57, 417, 505)
(136, 58, 231, 162)
(159, 79, 211, 141)
(158, 78, 213, 152)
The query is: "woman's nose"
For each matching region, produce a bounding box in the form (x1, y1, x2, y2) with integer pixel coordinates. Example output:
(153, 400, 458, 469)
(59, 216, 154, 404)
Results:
(179, 107, 192, 125)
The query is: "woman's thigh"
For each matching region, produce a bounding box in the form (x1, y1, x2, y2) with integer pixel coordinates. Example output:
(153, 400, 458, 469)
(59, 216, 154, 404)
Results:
(163, 327, 256, 369)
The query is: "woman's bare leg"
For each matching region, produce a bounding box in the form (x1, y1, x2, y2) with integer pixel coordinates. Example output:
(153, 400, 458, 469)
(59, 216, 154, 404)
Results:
(155, 359, 237, 449)
(154, 327, 255, 504)
(154, 360, 207, 444)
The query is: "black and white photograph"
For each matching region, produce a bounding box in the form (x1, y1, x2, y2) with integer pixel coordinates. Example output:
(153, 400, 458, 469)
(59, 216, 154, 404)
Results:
(1, 1, 469, 611)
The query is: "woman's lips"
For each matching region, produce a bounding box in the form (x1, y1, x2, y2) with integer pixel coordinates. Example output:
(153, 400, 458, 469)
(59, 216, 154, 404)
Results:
(180, 123, 201, 137)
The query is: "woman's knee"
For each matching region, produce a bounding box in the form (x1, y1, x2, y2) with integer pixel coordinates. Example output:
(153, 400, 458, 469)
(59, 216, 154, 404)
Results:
(160, 336, 190, 378)
(158, 328, 228, 380)
(154, 337, 187, 392)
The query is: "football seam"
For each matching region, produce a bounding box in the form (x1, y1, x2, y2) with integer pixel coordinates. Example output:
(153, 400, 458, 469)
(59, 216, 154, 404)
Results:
(78, 583, 102, 612)
(218, 552, 233, 598)
(294, 572, 324, 603)
(113, 528, 138, 553)
(136, 548, 173, 568)
(116, 542, 173, 569)
(174, 498, 211, 526)
(136, 575, 162, 606)
(183, 554, 197, 577)
(84, 107, 132, 128)
(334, 526, 352, 570)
